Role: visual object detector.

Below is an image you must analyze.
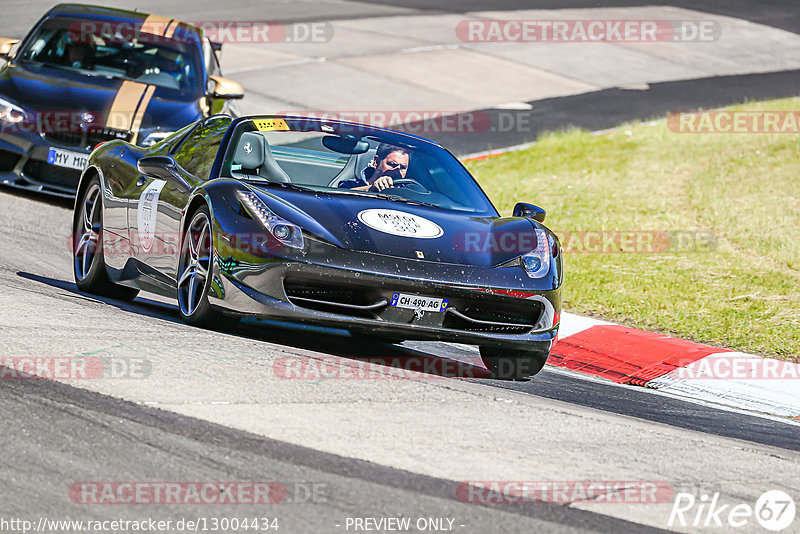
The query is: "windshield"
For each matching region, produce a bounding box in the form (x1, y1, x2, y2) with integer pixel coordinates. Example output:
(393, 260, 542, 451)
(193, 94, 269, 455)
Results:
(221, 118, 497, 215)
(18, 16, 203, 93)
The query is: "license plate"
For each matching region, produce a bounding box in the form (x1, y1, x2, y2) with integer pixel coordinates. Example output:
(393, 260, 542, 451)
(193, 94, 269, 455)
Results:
(390, 293, 449, 312)
(47, 147, 88, 171)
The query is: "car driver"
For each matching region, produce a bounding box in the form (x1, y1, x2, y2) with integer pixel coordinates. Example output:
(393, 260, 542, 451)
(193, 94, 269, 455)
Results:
(338, 143, 410, 191)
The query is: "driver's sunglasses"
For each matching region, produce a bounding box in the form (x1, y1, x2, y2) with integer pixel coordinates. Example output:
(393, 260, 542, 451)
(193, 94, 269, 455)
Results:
(384, 160, 408, 171)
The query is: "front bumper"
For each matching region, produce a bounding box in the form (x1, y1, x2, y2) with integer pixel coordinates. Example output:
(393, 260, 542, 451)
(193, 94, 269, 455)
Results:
(0, 126, 126, 197)
(210, 253, 560, 352)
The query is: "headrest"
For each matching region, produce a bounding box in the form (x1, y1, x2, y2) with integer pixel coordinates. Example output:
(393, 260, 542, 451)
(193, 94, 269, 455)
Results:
(233, 132, 265, 170)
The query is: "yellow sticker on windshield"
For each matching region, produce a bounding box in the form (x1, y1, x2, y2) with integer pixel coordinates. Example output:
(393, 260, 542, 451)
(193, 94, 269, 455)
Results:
(254, 119, 290, 132)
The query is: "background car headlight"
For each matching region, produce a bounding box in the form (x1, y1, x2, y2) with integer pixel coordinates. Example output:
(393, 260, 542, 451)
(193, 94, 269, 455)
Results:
(0, 96, 27, 124)
(521, 228, 551, 278)
(237, 190, 304, 249)
(140, 130, 175, 147)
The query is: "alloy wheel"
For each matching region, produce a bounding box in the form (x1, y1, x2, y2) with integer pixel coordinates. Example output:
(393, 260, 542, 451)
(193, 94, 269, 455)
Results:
(74, 184, 102, 281)
(178, 211, 212, 317)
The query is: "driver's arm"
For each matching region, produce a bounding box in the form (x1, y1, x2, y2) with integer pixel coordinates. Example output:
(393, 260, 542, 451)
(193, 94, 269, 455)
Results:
(369, 175, 393, 191)
(347, 175, 393, 191)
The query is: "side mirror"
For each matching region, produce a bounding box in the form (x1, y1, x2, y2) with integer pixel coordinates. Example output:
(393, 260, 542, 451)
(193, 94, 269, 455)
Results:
(513, 202, 546, 222)
(0, 38, 20, 60)
(137, 156, 191, 192)
(208, 75, 244, 100)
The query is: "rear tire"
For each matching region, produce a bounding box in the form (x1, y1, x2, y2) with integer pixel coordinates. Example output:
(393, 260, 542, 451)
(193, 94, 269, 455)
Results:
(480, 346, 548, 380)
(73, 177, 139, 301)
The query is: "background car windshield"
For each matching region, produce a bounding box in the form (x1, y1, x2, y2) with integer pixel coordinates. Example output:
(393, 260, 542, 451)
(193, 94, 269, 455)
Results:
(18, 16, 202, 92)
(223, 120, 497, 215)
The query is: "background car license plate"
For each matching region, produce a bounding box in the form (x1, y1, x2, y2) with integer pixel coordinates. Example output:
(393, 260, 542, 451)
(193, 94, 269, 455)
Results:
(48, 147, 88, 171)
(390, 293, 449, 312)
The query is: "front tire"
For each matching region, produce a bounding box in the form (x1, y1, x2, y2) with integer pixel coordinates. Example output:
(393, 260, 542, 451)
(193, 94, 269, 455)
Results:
(480, 346, 549, 380)
(177, 205, 236, 328)
(73, 177, 139, 300)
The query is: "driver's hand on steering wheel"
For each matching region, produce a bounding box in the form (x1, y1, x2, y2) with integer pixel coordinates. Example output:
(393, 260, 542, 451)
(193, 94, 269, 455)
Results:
(369, 175, 394, 192)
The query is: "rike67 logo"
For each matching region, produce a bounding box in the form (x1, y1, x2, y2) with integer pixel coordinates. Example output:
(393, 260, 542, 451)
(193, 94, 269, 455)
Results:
(669, 490, 796, 531)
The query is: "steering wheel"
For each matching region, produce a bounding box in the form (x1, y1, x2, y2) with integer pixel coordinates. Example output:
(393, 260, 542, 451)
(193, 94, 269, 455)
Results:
(374, 178, 429, 194)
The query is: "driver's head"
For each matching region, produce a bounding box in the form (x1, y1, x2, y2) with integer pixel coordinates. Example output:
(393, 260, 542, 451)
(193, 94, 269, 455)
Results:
(64, 40, 94, 68)
(372, 143, 410, 180)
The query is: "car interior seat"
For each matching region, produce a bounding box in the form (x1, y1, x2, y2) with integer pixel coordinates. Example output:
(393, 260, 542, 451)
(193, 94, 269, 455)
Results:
(327, 147, 376, 187)
(231, 131, 291, 183)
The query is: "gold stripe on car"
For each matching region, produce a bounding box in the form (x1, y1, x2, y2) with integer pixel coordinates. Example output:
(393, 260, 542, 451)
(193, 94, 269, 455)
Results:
(105, 80, 148, 130)
(129, 85, 157, 138)
(140, 14, 172, 37)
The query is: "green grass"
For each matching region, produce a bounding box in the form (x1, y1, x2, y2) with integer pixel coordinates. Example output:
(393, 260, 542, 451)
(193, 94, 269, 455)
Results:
(465, 98, 800, 360)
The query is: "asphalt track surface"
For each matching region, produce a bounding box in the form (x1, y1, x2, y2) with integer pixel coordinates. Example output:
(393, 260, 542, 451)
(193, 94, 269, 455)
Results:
(360, 0, 800, 35)
(5, 0, 798, 34)
(2, 1, 800, 533)
(2, 356, 661, 533)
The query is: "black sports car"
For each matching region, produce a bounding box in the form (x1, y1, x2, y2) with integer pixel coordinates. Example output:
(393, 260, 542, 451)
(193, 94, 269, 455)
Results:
(72, 115, 562, 379)
(0, 4, 243, 198)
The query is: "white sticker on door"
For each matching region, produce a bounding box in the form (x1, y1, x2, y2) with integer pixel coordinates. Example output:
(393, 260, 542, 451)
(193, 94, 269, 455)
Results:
(137, 179, 166, 252)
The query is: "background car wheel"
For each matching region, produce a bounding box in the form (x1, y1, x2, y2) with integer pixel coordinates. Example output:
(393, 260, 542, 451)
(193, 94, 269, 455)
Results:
(479, 346, 549, 380)
(177, 205, 235, 327)
(73, 177, 139, 301)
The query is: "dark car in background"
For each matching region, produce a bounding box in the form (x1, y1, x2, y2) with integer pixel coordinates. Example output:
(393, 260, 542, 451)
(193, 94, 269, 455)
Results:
(0, 3, 244, 197)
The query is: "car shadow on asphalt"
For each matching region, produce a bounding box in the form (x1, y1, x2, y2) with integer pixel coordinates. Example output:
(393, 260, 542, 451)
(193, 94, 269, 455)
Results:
(16, 271, 491, 381)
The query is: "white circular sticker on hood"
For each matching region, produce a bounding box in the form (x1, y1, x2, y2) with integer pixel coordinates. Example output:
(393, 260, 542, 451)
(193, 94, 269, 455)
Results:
(357, 209, 443, 239)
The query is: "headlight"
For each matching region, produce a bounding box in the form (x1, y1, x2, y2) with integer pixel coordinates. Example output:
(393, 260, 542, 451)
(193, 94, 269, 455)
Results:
(521, 228, 551, 278)
(139, 130, 175, 147)
(237, 190, 304, 250)
(0, 96, 27, 124)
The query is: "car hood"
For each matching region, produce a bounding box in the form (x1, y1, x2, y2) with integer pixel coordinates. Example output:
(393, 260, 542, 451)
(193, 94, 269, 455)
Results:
(251, 186, 540, 268)
(0, 62, 202, 138)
